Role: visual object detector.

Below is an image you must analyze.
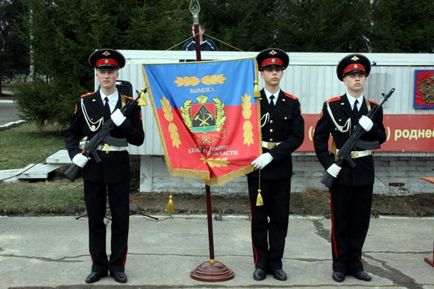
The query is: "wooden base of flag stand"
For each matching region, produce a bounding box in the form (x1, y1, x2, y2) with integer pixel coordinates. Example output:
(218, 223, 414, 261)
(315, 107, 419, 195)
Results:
(190, 184, 234, 282)
(424, 241, 434, 267)
(190, 259, 234, 282)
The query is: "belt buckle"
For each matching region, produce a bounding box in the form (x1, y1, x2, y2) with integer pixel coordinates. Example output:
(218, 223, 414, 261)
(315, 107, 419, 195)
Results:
(351, 151, 358, 158)
(268, 143, 275, 149)
(101, 143, 110, 154)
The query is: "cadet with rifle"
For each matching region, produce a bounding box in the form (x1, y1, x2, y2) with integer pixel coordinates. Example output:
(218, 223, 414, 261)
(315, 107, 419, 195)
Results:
(313, 54, 387, 283)
(64, 49, 144, 284)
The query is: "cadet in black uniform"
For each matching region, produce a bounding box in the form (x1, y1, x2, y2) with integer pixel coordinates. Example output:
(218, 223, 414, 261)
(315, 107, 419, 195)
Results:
(313, 54, 386, 283)
(247, 48, 304, 281)
(64, 49, 144, 284)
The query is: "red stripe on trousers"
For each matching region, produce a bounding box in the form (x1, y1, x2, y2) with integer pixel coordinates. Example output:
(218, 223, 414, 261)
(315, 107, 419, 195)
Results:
(329, 192, 339, 259)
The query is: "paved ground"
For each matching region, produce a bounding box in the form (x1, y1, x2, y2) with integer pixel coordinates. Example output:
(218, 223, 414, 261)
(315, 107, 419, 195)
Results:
(0, 99, 23, 130)
(0, 215, 433, 289)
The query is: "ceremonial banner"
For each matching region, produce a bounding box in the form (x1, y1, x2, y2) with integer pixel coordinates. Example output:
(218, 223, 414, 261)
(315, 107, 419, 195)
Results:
(143, 59, 261, 185)
(414, 70, 434, 109)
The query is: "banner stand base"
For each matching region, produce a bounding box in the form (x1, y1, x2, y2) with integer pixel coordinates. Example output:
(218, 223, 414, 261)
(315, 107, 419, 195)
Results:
(190, 259, 234, 282)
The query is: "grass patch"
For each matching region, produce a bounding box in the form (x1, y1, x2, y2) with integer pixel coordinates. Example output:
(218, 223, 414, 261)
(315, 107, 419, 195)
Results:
(0, 122, 84, 216)
(0, 123, 65, 169)
(0, 180, 84, 215)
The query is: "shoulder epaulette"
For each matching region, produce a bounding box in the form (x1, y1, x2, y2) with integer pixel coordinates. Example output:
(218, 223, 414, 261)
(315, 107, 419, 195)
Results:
(325, 96, 341, 103)
(122, 95, 133, 100)
(368, 98, 379, 105)
(80, 91, 95, 98)
(284, 92, 298, 100)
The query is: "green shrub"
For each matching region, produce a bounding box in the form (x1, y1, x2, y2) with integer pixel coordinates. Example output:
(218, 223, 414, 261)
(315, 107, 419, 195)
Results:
(11, 79, 76, 130)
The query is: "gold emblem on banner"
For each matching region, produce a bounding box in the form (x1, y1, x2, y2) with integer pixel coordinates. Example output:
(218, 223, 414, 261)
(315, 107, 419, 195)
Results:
(200, 155, 229, 167)
(161, 97, 181, 148)
(174, 74, 226, 87)
(241, 94, 254, 146)
(181, 95, 226, 133)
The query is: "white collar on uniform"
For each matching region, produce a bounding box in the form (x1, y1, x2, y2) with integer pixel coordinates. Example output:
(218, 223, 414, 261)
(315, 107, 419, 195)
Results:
(100, 89, 119, 111)
(264, 88, 281, 104)
(346, 92, 364, 110)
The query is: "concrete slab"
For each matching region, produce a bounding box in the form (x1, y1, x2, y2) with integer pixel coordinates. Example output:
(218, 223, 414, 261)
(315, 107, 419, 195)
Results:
(0, 216, 432, 289)
(16, 163, 62, 179)
(45, 149, 71, 165)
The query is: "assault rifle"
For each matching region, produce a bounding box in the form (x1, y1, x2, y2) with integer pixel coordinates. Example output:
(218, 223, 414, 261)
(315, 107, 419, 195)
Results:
(321, 88, 395, 189)
(64, 89, 146, 181)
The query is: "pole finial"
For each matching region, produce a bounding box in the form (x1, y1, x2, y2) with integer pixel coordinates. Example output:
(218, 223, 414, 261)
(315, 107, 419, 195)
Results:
(189, 0, 201, 24)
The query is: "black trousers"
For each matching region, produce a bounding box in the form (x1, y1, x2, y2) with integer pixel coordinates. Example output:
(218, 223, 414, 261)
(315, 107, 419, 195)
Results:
(330, 183, 373, 273)
(84, 180, 130, 274)
(247, 177, 291, 271)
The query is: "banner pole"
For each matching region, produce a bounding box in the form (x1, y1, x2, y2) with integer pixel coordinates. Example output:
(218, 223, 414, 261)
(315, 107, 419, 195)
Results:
(205, 184, 215, 260)
(189, 0, 234, 282)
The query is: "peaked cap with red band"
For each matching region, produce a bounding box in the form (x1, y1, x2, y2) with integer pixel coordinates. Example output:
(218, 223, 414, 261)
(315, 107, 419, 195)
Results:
(88, 48, 125, 70)
(256, 48, 289, 71)
(336, 53, 371, 81)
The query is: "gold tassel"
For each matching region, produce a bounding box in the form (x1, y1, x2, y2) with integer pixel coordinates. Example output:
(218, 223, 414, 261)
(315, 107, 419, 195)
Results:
(166, 194, 174, 215)
(137, 89, 148, 106)
(254, 80, 260, 98)
(256, 169, 263, 206)
(256, 189, 264, 206)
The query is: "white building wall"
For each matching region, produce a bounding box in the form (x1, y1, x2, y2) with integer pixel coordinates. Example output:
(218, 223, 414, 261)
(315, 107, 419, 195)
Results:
(107, 51, 434, 195)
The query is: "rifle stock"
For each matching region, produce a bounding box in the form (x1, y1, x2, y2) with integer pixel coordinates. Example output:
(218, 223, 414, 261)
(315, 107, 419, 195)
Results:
(320, 88, 395, 189)
(64, 164, 81, 181)
(321, 171, 335, 188)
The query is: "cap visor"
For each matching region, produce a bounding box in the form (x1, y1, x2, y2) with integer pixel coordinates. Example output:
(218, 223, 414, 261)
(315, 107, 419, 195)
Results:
(96, 65, 118, 70)
(344, 69, 365, 76)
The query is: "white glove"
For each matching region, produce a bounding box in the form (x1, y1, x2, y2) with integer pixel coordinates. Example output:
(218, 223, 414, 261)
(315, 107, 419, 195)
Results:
(72, 153, 89, 168)
(358, 115, 373, 132)
(327, 163, 342, 178)
(251, 153, 273, 170)
(111, 109, 126, 126)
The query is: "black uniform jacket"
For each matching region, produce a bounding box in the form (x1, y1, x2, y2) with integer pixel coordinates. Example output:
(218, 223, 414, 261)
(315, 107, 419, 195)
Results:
(65, 90, 144, 183)
(248, 89, 304, 180)
(313, 94, 386, 186)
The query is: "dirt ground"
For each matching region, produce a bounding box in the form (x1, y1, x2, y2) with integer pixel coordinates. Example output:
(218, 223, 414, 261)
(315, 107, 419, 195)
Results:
(129, 190, 434, 218)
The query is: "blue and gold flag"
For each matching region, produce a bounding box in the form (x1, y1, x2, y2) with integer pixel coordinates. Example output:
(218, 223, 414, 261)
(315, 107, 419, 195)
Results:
(143, 58, 261, 185)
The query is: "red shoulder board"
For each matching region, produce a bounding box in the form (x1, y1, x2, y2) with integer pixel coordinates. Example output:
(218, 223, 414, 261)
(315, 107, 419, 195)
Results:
(368, 98, 378, 105)
(80, 91, 94, 98)
(325, 96, 341, 103)
(122, 95, 134, 100)
(284, 92, 298, 100)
